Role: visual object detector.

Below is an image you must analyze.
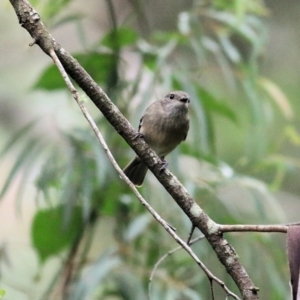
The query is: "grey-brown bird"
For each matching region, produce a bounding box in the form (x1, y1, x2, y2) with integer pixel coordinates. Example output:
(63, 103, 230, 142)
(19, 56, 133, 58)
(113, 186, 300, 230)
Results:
(123, 91, 190, 186)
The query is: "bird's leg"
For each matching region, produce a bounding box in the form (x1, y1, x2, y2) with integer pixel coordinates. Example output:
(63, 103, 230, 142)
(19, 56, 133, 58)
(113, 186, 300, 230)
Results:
(133, 132, 144, 139)
(160, 158, 168, 172)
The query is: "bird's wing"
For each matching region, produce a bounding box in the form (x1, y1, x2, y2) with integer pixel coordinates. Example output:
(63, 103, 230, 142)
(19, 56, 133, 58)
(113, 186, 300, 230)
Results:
(138, 116, 144, 132)
(183, 122, 190, 141)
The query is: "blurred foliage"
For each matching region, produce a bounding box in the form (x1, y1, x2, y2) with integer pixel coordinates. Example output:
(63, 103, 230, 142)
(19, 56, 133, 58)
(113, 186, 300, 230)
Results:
(31, 205, 84, 263)
(0, 290, 5, 299)
(1, 0, 298, 299)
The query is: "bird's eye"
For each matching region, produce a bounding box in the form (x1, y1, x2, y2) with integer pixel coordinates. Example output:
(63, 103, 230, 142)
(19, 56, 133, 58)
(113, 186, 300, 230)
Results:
(169, 94, 175, 99)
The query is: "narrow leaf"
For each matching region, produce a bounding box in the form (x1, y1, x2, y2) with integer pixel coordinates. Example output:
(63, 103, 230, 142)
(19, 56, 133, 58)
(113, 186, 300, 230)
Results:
(125, 213, 151, 242)
(197, 86, 238, 124)
(0, 119, 37, 158)
(101, 27, 138, 49)
(259, 77, 293, 119)
(70, 250, 121, 300)
(0, 137, 41, 199)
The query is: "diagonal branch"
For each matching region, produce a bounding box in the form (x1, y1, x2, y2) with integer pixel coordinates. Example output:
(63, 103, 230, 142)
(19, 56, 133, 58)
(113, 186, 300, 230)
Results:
(219, 224, 288, 233)
(50, 48, 240, 300)
(9, 0, 259, 298)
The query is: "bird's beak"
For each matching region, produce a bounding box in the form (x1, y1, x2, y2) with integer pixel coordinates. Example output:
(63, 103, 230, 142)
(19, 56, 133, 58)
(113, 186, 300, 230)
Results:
(180, 98, 190, 104)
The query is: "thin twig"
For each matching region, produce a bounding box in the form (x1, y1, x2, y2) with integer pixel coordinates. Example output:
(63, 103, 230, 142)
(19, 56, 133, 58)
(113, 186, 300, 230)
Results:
(147, 232, 240, 299)
(187, 225, 196, 245)
(285, 221, 300, 226)
(149, 234, 205, 299)
(49, 49, 240, 300)
(210, 279, 215, 300)
(219, 224, 288, 233)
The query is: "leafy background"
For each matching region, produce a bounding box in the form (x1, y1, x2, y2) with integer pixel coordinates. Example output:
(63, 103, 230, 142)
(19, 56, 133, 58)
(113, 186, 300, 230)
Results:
(1, 0, 300, 299)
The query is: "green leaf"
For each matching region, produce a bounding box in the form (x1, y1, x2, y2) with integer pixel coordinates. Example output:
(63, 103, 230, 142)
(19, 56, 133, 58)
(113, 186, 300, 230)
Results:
(125, 213, 151, 242)
(75, 53, 116, 85)
(52, 13, 84, 28)
(285, 126, 300, 146)
(44, 0, 72, 20)
(197, 87, 238, 124)
(98, 183, 121, 216)
(152, 31, 184, 44)
(113, 271, 148, 300)
(218, 33, 241, 63)
(31, 205, 84, 263)
(33, 53, 117, 91)
(143, 53, 157, 70)
(171, 76, 183, 90)
(0, 137, 42, 200)
(35, 153, 62, 200)
(31, 0, 72, 20)
(0, 119, 37, 158)
(101, 27, 138, 49)
(33, 65, 65, 91)
(258, 77, 293, 119)
(0, 290, 5, 298)
(70, 250, 121, 300)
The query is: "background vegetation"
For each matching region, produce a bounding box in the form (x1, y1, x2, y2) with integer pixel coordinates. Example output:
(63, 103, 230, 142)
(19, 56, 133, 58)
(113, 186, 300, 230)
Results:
(1, 0, 300, 299)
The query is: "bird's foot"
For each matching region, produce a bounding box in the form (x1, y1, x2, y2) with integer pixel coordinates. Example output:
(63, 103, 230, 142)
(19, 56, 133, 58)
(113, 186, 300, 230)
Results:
(133, 132, 144, 139)
(159, 159, 168, 172)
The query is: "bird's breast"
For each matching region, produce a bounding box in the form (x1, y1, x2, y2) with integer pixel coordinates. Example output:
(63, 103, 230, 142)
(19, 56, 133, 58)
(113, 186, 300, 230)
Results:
(141, 106, 189, 157)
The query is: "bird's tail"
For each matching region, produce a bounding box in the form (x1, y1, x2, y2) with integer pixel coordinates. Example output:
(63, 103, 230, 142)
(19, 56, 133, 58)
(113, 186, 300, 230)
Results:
(123, 156, 148, 187)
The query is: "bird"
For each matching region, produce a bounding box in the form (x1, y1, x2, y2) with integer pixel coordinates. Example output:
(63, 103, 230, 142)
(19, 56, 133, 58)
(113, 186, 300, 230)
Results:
(123, 91, 190, 186)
